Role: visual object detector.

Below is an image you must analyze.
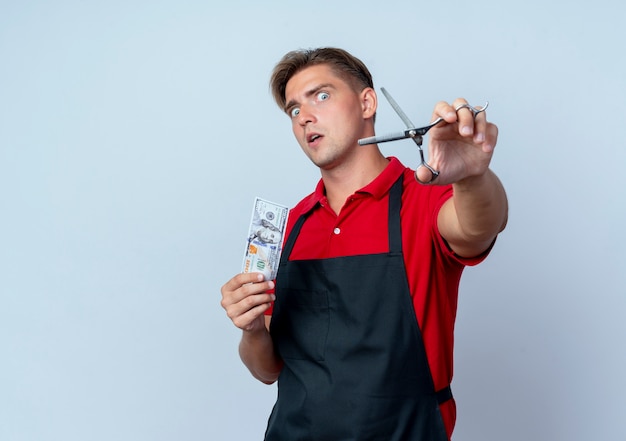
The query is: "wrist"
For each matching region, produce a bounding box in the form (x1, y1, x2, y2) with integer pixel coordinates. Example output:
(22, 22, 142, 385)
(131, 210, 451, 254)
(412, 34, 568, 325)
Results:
(453, 169, 493, 191)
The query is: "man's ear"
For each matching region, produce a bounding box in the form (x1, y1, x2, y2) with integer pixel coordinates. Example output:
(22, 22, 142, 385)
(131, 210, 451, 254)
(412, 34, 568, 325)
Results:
(360, 87, 377, 119)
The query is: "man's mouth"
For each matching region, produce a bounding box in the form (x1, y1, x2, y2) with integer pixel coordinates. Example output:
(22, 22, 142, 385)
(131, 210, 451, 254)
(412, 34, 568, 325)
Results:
(307, 133, 322, 144)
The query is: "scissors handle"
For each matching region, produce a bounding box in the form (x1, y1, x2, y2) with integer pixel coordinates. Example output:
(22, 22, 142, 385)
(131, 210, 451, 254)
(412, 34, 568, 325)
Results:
(358, 119, 443, 146)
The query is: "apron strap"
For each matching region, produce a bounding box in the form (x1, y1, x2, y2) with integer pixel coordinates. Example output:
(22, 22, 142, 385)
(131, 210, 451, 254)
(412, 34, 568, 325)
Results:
(387, 174, 404, 254)
(388, 173, 453, 407)
(436, 385, 453, 404)
(280, 204, 316, 264)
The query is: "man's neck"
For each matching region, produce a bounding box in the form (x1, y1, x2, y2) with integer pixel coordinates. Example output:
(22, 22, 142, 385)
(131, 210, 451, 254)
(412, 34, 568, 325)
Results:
(321, 149, 389, 215)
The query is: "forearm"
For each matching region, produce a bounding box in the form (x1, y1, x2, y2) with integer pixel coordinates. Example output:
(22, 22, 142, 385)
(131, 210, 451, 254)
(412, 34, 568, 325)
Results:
(239, 326, 283, 384)
(440, 169, 508, 257)
(452, 169, 508, 239)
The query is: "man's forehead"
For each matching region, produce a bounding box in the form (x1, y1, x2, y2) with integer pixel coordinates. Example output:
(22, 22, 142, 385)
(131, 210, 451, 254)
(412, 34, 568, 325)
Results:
(285, 65, 345, 98)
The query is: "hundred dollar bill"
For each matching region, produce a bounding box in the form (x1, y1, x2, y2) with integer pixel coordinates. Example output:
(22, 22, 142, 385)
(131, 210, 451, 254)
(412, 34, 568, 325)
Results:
(242, 197, 289, 281)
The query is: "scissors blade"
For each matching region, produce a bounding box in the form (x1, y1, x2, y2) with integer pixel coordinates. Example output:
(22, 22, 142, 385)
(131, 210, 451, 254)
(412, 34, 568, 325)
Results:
(358, 130, 412, 146)
(381, 87, 415, 129)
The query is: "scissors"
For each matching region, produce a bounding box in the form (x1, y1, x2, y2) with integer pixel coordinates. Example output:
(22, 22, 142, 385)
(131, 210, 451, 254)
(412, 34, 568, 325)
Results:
(358, 87, 488, 183)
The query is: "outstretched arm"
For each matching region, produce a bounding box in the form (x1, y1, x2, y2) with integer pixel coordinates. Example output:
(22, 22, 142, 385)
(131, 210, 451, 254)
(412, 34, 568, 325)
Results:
(439, 169, 508, 257)
(423, 99, 508, 257)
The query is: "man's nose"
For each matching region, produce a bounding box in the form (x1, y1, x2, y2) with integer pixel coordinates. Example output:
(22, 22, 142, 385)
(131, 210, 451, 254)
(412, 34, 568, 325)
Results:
(296, 105, 315, 126)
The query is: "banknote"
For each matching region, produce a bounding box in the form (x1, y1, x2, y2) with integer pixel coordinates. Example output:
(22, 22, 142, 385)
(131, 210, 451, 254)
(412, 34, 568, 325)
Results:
(242, 197, 289, 281)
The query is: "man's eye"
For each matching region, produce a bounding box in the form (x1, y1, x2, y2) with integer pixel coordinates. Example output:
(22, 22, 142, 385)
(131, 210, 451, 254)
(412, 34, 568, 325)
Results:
(317, 92, 329, 101)
(290, 107, 300, 118)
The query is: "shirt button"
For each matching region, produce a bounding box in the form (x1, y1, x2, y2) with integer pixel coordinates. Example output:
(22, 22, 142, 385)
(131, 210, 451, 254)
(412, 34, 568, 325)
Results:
(333, 227, 341, 235)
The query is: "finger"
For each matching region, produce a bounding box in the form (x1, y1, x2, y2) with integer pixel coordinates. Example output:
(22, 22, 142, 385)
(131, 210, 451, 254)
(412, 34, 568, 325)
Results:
(238, 271, 268, 285)
(473, 110, 488, 144)
(232, 301, 273, 331)
(452, 98, 475, 137)
(220, 272, 274, 306)
(227, 291, 275, 322)
(415, 165, 437, 185)
(432, 101, 457, 123)
(221, 272, 264, 294)
(481, 122, 498, 153)
(227, 272, 273, 295)
(222, 282, 275, 313)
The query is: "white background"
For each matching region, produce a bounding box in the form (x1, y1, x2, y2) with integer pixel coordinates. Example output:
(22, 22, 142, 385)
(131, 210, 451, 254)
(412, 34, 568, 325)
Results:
(1, 1, 624, 440)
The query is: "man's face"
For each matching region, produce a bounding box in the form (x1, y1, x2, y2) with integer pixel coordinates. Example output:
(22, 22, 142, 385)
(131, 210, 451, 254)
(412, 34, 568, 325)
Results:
(284, 64, 370, 171)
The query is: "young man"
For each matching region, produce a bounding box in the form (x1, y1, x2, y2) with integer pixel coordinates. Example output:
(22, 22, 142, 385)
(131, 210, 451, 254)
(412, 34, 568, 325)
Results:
(221, 47, 508, 440)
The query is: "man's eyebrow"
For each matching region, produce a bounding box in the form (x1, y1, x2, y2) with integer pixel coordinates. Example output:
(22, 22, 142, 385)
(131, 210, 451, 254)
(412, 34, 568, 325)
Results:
(284, 83, 335, 113)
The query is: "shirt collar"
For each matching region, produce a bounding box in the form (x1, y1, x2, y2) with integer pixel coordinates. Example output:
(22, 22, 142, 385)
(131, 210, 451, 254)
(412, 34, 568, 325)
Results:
(300, 157, 406, 213)
(358, 156, 405, 199)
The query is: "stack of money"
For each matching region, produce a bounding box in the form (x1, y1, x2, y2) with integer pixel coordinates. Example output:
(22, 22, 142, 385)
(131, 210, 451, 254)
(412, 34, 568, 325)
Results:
(242, 197, 289, 281)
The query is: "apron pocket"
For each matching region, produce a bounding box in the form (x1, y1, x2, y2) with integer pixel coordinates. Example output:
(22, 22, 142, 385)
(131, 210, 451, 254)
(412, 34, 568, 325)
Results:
(271, 288, 329, 361)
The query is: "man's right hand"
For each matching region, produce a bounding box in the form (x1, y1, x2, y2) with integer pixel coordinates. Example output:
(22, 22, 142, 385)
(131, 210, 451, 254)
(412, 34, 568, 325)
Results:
(221, 272, 282, 383)
(220, 272, 275, 333)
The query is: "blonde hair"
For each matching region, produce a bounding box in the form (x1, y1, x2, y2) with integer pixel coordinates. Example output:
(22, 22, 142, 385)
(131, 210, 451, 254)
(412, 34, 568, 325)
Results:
(270, 47, 374, 111)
